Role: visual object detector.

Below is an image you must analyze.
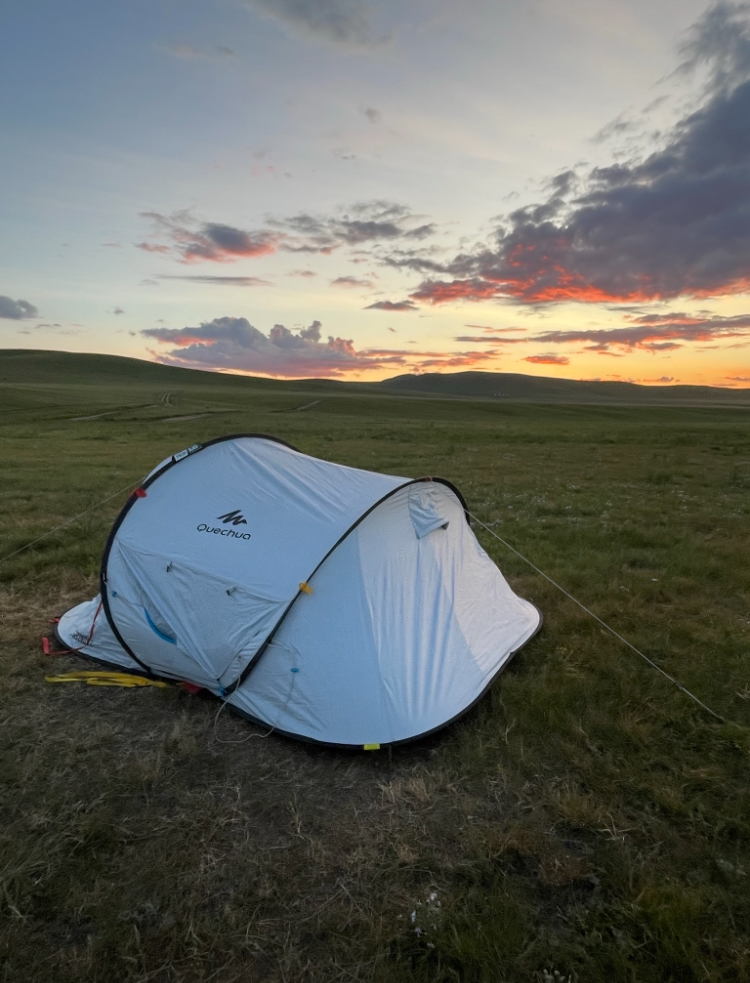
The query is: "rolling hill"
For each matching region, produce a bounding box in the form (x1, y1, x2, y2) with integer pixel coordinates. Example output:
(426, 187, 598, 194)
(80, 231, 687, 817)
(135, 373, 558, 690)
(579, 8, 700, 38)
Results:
(2, 350, 749, 406)
(381, 370, 750, 405)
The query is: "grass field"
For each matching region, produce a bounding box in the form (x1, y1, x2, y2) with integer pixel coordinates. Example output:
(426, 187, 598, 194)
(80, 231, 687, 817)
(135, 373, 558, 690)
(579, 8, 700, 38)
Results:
(2, 351, 750, 982)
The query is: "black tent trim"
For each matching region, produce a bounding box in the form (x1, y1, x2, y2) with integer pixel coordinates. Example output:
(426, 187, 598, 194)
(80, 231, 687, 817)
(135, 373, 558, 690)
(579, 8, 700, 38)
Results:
(56, 606, 543, 750)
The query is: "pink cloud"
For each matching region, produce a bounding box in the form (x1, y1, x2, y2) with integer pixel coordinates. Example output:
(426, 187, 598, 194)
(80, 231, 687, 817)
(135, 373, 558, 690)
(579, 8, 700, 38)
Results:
(143, 316, 499, 379)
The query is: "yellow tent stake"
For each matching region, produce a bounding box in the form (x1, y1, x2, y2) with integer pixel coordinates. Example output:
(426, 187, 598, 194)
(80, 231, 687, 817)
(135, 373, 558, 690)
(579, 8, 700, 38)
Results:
(45, 671, 169, 689)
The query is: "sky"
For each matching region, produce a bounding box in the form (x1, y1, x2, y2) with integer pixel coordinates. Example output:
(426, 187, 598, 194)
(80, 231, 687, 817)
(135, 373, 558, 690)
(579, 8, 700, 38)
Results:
(2, 0, 750, 386)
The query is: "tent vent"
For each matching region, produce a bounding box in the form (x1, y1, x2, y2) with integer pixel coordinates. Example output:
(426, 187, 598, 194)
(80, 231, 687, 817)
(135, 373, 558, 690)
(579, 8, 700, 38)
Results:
(409, 486, 449, 539)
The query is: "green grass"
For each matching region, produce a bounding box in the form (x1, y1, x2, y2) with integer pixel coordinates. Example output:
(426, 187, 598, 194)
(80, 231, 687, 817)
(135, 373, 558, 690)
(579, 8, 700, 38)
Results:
(2, 352, 750, 982)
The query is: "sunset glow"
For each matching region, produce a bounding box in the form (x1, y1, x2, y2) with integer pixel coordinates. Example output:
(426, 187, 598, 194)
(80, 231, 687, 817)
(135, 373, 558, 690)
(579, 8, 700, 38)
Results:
(2, 1, 749, 389)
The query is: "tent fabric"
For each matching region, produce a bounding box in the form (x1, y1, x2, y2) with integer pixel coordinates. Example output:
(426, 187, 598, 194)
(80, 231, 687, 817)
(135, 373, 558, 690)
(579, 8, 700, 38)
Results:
(56, 434, 541, 747)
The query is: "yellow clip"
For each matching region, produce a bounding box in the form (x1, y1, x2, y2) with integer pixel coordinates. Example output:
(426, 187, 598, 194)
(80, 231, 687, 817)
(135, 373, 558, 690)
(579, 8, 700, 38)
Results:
(299, 582, 313, 595)
(363, 743, 381, 751)
(45, 671, 169, 689)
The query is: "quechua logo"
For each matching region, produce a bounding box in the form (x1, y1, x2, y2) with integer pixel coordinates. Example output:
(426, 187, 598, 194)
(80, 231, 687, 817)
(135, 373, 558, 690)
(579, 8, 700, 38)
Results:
(217, 509, 248, 526)
(197, 508, 251, 540)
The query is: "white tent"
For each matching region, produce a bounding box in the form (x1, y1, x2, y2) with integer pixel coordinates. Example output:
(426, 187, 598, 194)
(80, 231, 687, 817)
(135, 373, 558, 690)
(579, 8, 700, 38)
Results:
(57, 435, 541, 747)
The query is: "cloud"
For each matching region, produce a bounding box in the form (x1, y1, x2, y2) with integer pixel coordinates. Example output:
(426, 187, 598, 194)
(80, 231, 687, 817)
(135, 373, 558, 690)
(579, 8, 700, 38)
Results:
(365, 299, 418, 311)
(0, 296, 38, 319)
(531, 311, 750, 353)
(143, 316, 496, 378)
(382, 249, 447, 274)
(139, 211, 281, 264)
(288, 269, 317, 277)
(113, 307, 125, 315)
(157, 275, 272, 286)
(331, 276, 373, 288)
(591, 114, 639, 145)
(464, 323, 526, 332)
(454, 334, 527, 344)
(410, 4, 750, 306)
(139, 200, 434, 265)
(143, 316, 384, 377)
(727, 375, 750, 381)
(410, 279, 500, 304)
(136, 242, 171, 254)
(675, 1, 750, 94)
(271, 200, 436, 251)
(361, 105, 381, 124)
(241, 0, 389, 49)
(524, 354, 570, 365)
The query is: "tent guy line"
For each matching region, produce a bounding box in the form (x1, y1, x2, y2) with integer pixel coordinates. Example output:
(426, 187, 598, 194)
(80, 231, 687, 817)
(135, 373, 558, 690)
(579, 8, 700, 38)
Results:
(468, 511, 725, 725)
(0, 479, 141, 565)
(3, 453, 724, 729)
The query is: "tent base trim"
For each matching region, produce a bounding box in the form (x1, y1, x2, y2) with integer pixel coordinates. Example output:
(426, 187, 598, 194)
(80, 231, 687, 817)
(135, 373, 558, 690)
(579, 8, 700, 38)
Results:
(54, 606, 543, 750)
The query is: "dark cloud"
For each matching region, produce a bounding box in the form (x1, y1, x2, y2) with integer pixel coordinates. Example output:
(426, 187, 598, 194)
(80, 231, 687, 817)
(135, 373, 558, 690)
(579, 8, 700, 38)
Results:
(113, 307, 125, 315)
(531, 311, 750, 353)
(361, 106, 381, 124)
(381, 250, 447, 274)
(365, 300, 418, 311)
(139, 212, 280, 264)
(157, 275, 272, 286)
(271, 200, 435, 252)
(675, 1, 750, 94)
(411, 4, 750, 307)
(0, 296, 38, 320)
(331, 276, 373, 288)
(241, 0, 389, 49)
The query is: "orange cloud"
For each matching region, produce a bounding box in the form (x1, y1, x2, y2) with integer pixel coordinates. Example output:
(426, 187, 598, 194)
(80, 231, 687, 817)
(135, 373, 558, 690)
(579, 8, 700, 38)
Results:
(524, 354, 570, 365)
